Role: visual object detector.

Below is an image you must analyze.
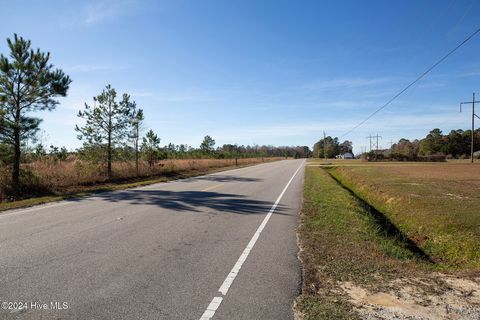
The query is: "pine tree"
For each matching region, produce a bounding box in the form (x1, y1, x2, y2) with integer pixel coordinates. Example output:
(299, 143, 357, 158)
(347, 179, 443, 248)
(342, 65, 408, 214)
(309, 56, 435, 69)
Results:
(200, 135, 216, 154)
(75, 85, 135, 179)
(130, 108, 144, 176)
(0, 34, 71, 191)
(141, 130, 161, 167)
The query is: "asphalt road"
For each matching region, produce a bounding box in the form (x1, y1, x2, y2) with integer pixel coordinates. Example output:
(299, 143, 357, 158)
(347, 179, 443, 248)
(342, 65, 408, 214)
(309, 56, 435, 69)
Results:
(0, 159, 305, 320)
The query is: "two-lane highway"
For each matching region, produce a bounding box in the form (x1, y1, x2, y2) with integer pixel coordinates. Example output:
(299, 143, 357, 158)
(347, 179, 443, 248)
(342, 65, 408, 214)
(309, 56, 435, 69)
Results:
(0, 159, 305, 320)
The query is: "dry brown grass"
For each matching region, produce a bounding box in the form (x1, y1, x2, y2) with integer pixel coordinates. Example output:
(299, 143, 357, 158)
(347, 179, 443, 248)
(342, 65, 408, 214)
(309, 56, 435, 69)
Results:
(27, 158, 270, 186)
(0, 157, 281, 202)
(327, 162, 480, 269)
(383, 162, 480, 180)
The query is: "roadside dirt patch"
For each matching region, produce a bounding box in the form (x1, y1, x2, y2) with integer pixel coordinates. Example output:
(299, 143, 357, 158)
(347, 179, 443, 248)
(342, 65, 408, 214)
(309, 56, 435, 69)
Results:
(444, 193, 469, 199)
(341, 274, 480, 319)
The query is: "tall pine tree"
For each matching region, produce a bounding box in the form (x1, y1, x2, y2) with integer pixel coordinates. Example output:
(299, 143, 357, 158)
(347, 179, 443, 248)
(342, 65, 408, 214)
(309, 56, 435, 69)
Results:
(0, 34, 71, 191)
(130, 108, 144, 176)
(75, 85, 136, 179)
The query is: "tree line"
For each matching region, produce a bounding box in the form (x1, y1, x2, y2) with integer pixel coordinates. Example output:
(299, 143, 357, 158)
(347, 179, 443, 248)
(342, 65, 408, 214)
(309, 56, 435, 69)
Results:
(312, 136, 353, 158)
(0, 34, 311, 194)
(385, 128, 480, 161)
(312, 128, 480, 161)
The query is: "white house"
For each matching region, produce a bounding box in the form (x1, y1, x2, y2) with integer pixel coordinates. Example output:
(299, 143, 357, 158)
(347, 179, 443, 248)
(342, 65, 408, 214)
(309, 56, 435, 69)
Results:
(338, 152, 354, 159)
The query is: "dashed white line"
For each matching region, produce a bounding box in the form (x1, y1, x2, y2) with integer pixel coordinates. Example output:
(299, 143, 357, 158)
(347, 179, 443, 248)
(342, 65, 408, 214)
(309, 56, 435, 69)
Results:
(200, 297, 224, 320)
(199, 160, 305, 320)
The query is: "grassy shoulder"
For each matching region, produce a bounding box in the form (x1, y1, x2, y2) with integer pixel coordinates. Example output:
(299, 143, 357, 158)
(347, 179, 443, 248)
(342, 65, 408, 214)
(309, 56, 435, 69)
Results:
(327, 164, 480, 270)
(0, 161, 267, 212)
(295, 167, 424, 319)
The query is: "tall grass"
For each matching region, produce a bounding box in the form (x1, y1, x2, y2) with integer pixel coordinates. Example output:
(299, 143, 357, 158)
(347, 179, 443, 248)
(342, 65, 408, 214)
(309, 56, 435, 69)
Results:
(0, 157, 280, 202)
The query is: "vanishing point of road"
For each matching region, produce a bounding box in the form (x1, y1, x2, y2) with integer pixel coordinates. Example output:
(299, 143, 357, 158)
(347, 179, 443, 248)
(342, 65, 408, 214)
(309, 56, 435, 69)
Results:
(0, 159, 305, 320)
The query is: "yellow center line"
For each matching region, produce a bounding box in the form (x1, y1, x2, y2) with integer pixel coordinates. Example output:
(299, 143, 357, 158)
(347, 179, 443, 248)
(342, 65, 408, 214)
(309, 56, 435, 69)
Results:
(201, 183, 224, 192)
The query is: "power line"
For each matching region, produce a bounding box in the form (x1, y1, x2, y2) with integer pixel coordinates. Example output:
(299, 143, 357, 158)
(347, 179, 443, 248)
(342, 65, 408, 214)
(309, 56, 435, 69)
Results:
(340, 26, 480, 138)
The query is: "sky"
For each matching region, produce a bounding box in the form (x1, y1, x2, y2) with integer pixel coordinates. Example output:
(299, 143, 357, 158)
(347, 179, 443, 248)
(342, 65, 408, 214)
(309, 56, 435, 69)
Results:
(1, 0, 480, 154)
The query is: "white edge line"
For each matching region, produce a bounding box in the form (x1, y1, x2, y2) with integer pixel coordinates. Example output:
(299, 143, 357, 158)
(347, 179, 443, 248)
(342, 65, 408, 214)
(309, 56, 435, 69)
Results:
(0, 201, 74, 219)
(199, 160, 305, 320)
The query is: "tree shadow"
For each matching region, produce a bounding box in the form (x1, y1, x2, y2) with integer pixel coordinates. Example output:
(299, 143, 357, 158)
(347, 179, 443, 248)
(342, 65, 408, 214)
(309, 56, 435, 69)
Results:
(86, 189, 287, 215)
(190, 175, 262, 183)
(326, 171, 434, 263)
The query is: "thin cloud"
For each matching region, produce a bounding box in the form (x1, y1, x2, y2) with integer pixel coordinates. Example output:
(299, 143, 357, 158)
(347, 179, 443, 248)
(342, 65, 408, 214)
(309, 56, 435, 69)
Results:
(154, 89, 232, 103)
(373, 113, 466, 130)
(209, 122, 356, 142)
(300, 76, 403, 92)
(207, 111, 468, 143)
(129, 91, 155, 98)
(83, 0, 137, 25)
(456, 70, 480, 78)
(66, 65, 127, 72)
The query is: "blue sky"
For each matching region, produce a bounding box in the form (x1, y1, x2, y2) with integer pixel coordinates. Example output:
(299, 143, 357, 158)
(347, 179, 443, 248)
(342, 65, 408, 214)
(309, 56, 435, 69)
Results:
(1, 0, 480, 153)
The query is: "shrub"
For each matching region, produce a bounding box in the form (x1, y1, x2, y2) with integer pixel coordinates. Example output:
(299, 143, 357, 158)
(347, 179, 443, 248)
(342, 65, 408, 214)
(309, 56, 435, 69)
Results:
(416, 154, 446, 162)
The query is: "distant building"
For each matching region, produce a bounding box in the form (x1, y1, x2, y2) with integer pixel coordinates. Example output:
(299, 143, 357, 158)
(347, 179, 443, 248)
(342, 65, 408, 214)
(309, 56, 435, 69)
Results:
(338, 152, 354, 159)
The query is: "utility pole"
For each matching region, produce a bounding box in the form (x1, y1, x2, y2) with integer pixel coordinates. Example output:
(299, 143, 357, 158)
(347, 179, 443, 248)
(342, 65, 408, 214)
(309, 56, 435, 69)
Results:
(366, 135, 373, 152)
(323, 131, 327, 160)
(366, 134, 381, 153)
(459, 92, 480, 163)
(366, 134, 382, 160)
(374, 134, 382, 153)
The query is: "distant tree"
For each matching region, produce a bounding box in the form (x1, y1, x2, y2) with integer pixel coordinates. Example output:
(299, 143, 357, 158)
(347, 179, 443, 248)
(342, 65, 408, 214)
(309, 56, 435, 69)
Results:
(444, 129, 466, 158)
(200, 135, 216, 154)
(77, 144, 105, 163)
(339, 140, 353, 154)
(391, 138, 419, 160)
(49, 145, 68, 161)
(166, 143, 176, 158)
(389, 128, 480, 160)
(0, 34, 71, 190)
(75, 85, 135, 179)
(313, 136, 339, 158)
(58, 146, 68, 161)
(419, 128, 445, 155)
(141, 129, 161, 167)
(473, 129, 480, 154)
(34, 143, 47, 160)
(178, 144, 187, 154)
(221, 144, 237, 153)
(294, 146, 312, 158)
(130, 108, 144, 176)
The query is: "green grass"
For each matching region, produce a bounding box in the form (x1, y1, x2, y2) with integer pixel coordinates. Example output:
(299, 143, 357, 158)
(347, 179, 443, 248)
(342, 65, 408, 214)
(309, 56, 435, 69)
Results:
(327, 164, 480, 270)
(296, 167, 425, 319)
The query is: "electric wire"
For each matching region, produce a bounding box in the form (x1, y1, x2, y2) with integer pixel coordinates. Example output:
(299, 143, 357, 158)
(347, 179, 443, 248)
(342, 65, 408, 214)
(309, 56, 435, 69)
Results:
(341, 26, 480, 138)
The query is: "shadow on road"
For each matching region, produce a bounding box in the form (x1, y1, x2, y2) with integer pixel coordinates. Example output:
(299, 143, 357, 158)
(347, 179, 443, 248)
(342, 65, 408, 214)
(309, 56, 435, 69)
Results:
(86, 189, 286, 215)
(183, 175, 263, 183)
